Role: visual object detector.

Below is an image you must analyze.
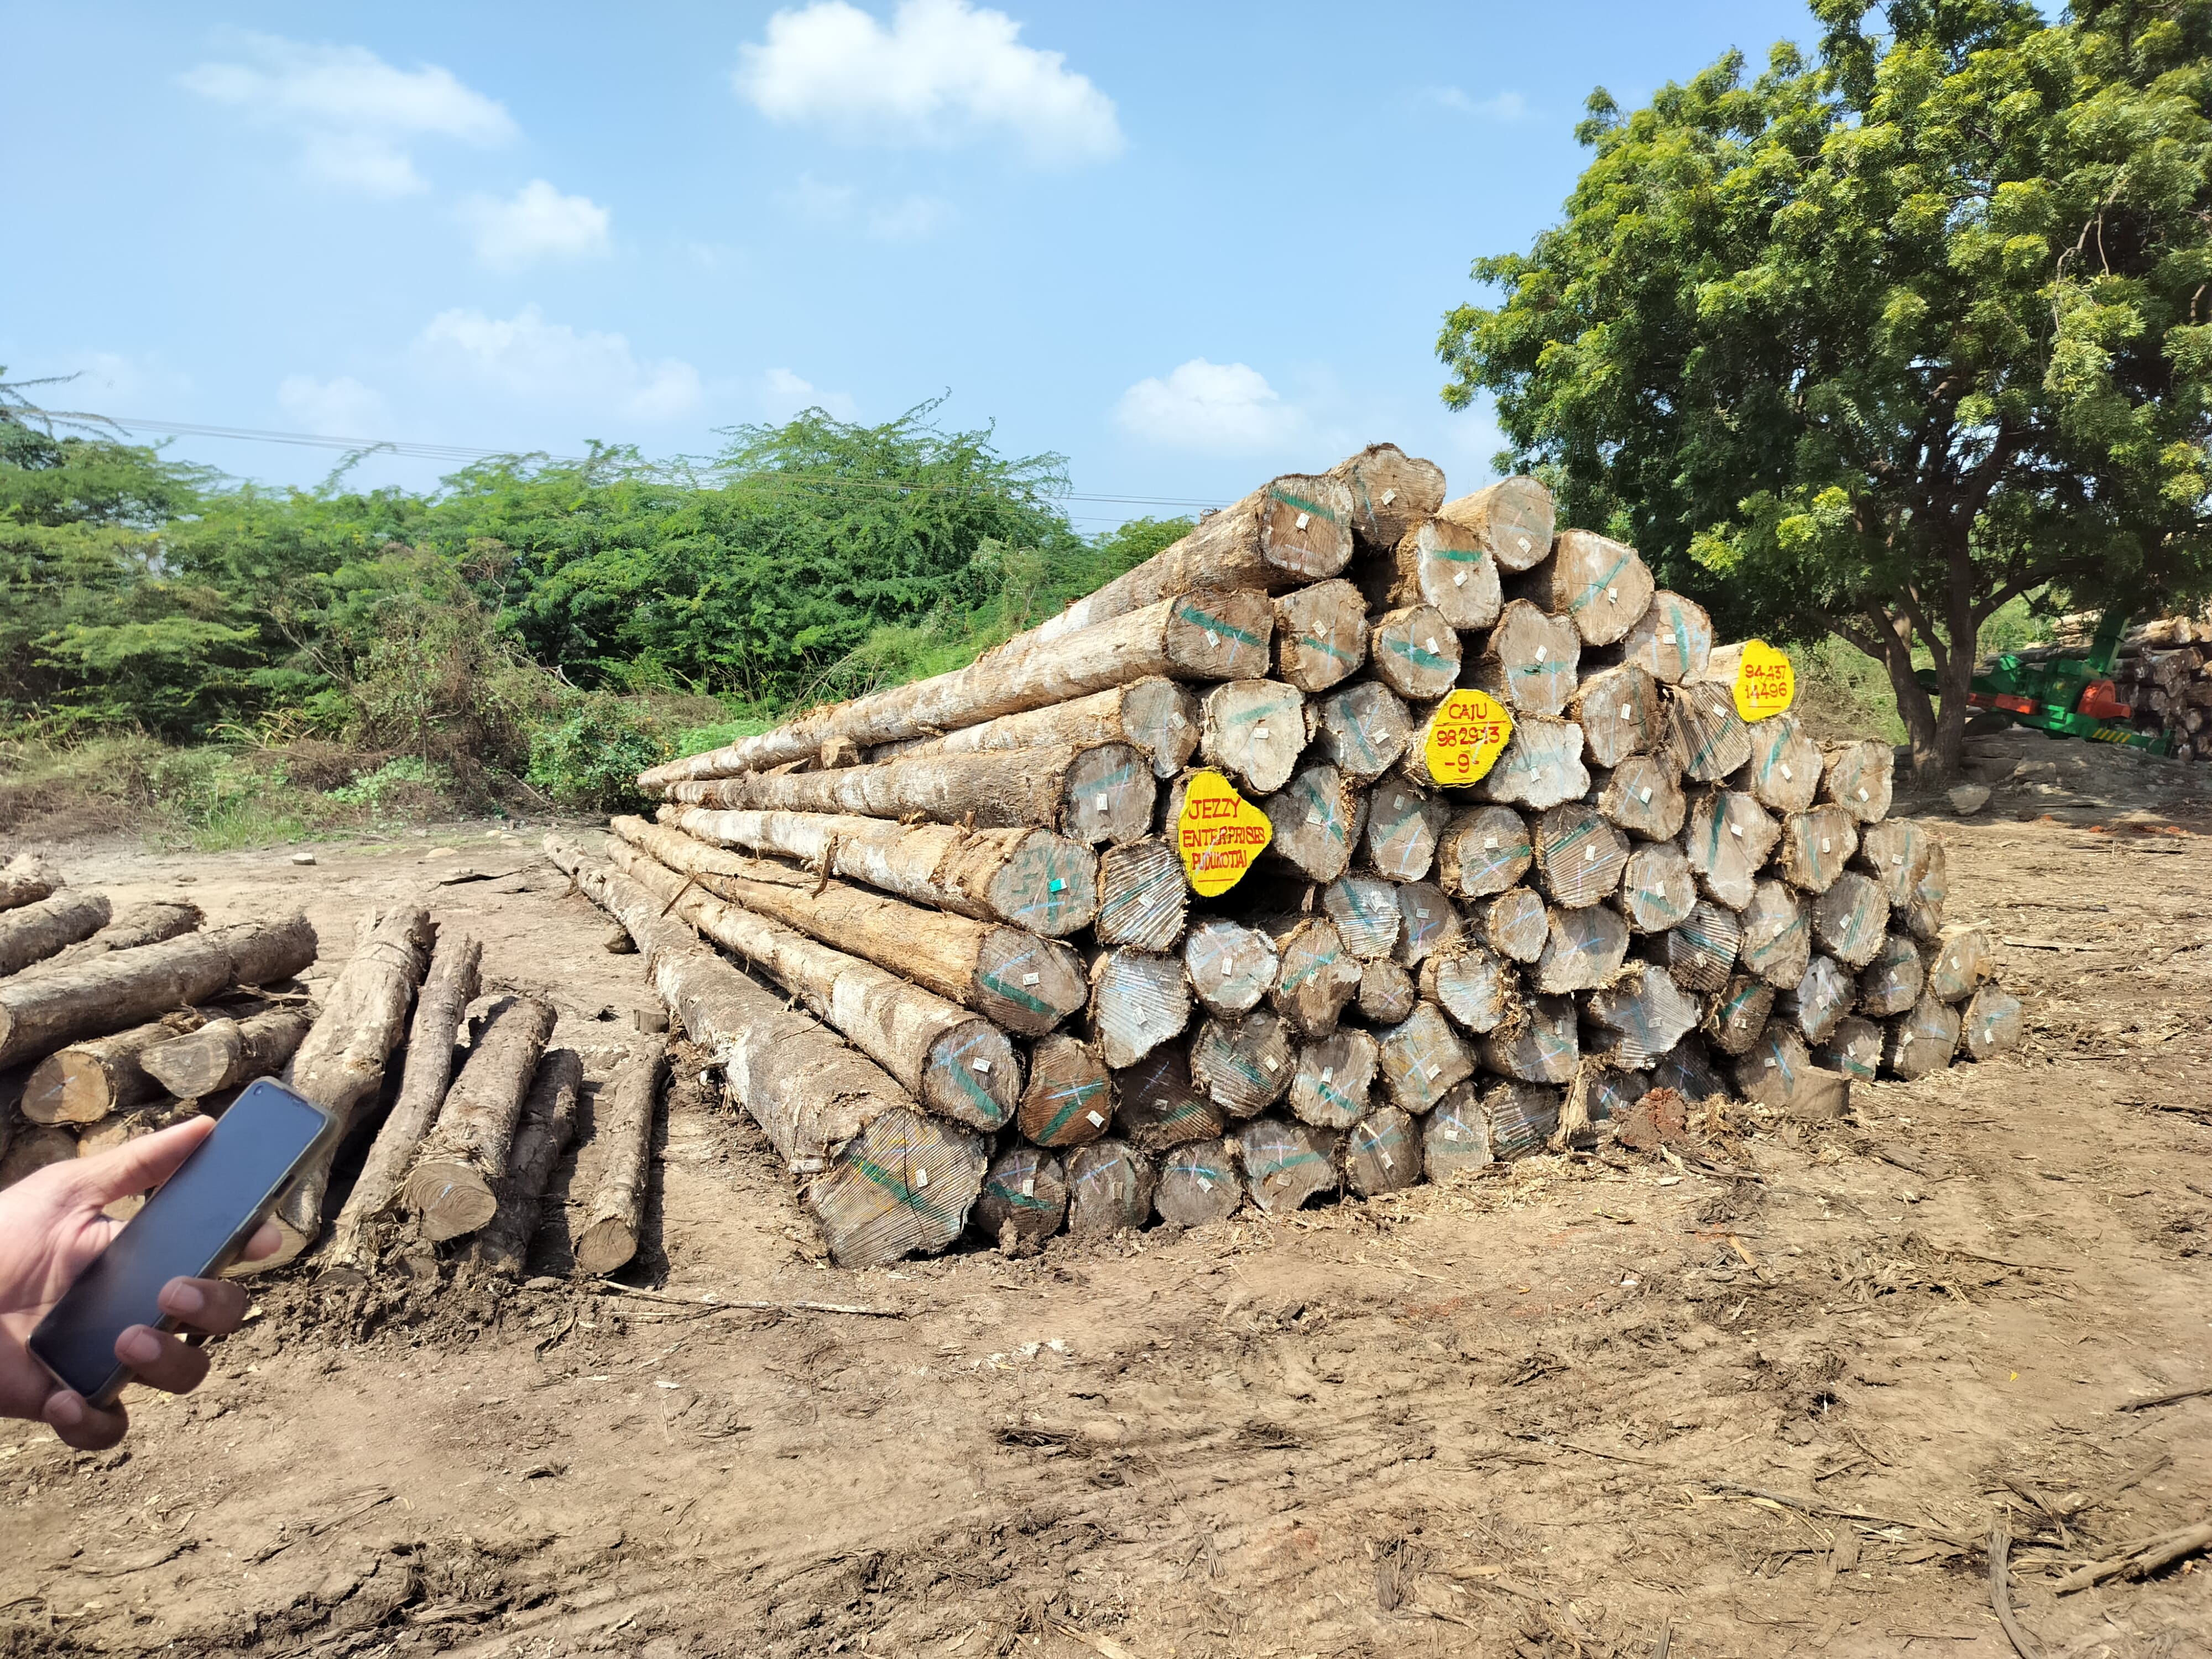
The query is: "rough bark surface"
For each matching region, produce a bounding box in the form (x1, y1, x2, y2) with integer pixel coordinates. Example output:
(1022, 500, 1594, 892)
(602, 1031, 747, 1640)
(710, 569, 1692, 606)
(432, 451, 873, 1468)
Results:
(0, 855, 60, 913)
(401, 993, 556, 1244)
(871, 677, 1201, 781)
(0, 890, 112, 978)
(467, 1048, 583, 1277)
(574, 1044, 669, 1275)
(12, 900, 202, 979)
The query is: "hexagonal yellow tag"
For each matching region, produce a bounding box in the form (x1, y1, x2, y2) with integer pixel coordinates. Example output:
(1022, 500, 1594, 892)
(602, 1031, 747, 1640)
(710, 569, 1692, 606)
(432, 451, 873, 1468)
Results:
(1424, 688, 1515, 786)
(1733, 639, 1796, 721)
(1176, 770, 1271, 897)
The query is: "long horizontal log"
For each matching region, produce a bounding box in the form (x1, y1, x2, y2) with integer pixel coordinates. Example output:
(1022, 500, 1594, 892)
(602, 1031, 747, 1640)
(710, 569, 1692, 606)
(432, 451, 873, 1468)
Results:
(401, 993, 559, 1242)
(139, 1004, 312, 1102)
(23, 1008, 216, 1124)
(869, 676, 1199, 780)
(0, 890, 112, 978)
(11, 899, 202, 979)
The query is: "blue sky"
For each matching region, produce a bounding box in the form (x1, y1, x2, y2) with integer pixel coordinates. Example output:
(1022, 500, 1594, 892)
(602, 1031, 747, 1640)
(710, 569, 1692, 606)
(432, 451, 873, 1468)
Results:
(2, 1, 1822, 528)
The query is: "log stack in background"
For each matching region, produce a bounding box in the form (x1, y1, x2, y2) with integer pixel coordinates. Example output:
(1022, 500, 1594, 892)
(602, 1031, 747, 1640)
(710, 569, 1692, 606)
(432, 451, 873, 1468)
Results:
(2018, 606, 2212, 761)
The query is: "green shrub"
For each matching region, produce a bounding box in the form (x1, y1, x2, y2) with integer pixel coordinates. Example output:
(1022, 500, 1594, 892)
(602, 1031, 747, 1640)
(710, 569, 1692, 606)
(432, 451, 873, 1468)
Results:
(526, 693, 672, 813)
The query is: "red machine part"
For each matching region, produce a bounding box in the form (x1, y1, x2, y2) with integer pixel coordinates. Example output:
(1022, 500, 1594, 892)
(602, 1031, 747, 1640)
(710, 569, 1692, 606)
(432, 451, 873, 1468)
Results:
(2077, 680, 2133, 720)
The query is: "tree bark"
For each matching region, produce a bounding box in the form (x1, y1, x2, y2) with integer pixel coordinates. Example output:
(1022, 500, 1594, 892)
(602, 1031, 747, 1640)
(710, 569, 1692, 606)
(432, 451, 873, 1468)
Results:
(401, 993, 556, 1243)
(466, 1048, 583, 1277)
(140, 1005, 313, 1103)
(573, 1043, 669, 1275)
(12, 900, 202, 979)
(0, 1123, 77, 1190)
(1015, 1034, 1112, 1147)
(1066, 1138, 1155, 1234)
(1532, 904, 1630, 994)
(1533, 802, 1630, 909)
(1508, 530, 1655, 646)
(1271, 578, 1369, 692)
(1188, 1009, 1293, 1118)
(0, 891, 112, 978)
(1434, 476, 1556, 571)
(1312, 682, 1413, 781)
(974, 1144, 1067, 1247)
(0, 854, 60, 913)
(23, 1009, 215, 1124)
(1343, 1108, 1421, 1197)
(1262, 764, 1358, 883)
(1475, 599, 1579, 715)
(869, 676, 1201, 780)
(1183, 919, 1279, 1016)
(1088, 948, 1191, 1071)
(1235, 1118, 1337, 1213)
(1154, 1139, 1240, 1227)
(1110, 1042, 1222, 1154)
(1369, 604, 1463, 700)
(1094, 838, 1186, 950)
(1480, 887, 1550, 963)
(1662, 899, 1743, 992)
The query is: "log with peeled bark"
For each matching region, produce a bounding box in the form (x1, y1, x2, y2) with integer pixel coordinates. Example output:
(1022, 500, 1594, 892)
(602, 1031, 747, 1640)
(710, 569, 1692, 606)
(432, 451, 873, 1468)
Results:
(23, 1008, 213, 1124)
(1777, 806, 1859, 894)
(1184, 919, 1279, 1016)
(1471, 714, 1590, 811)
(1509, 530, 1655, 646)
(1199, 680, 1307, 796)
(1532, 904, 1630, 994)
(643, 589, 1275, 786)
(607, 838, 1019, 1129)
(1066, 1138, 1156, 1235)
(1598, 754, 1687, 841)
(1435, 477, 1556, 572)
(1814, 872, 1889, 969)
(1708, 975, 1777, 1056)
(1533, 802, 1630, 909)
(1015, 1034, 1113, 1147)
(1112, 1042, 1223, 1154)
(1269, 915, 1361, 1037)
(1368, 604, 1462, 700)
(1959, 986, 2024, 1061)
(1618, 842, 1696, 932)
(606, 817, 1084, 1036)
(13, 899, 202, 979)
(1733, 1025, 1818, 1110)
(1854, 818, 1933, 908)
(1423, 1082, 1491, 1175)
(1154, 1139, 1240, 1227)
(1571, 665, 1661, 769)
(659, 803, 1097, 937)
(1359, 959, 1417, 1024)
(1664, 681, 1755, 782)
(1884, 994, 1960, 1081)
(318, 930, 482, 1284)
(1743, 716, 1822, 814)
(1189, 1008, 1294, 1118)
(400, 994, 556, 1243)
(1236, 1117, 1338, 1213)
(1364, 781, 1450, 880)
(1486, 1078, 1563, 1159)
(1360, 516, 1503, 631)
(1739, 880, 1812, 989)
(1663, 900, 1743, 992)
(1906, 843, 1949, 942)
(1343, 1108, 1421, 1197)
(1313, 681, 1414, 781)
(1271, 579, 1369, 693)
(1858, 933, 1925, 1017)
(1481, 887, 1550, 964)
(1394, 880, 1465, 967)
(1376, 1001, 1474, 1112)
(139, 1005, 314, 1103)
(1421, 947, 1515, 1035)
(1088, 948, 1191, 1070)
(547, 842, 984, 1265)
(467, 1048, 583, 1278)
(1475, 599, 1580, 715)
(1815, 1015, 1884, 1083)
(1481, 994, 1579, 1084)
(975, 1145, 1067, 1248)
(1262, 764, 1358, 883)
(1617, 590, 1713, 685)
(0, 890, 111, 978)
(1093, 838, 1186, 950)
(1438, 804, 1533, 899)
(870, 676, 1200, 781)
(1774, 955, 1855, 1046)
(1330, 443, 1447, 550)
(1923, 921, 1994, 1004)
(0, 854, 60, 913)
(1684, 789, 1780, 910)
(1820, 740, 1895, 823)
(1320, 875, 1400, 961)
(1584, 963, 1703, 1068)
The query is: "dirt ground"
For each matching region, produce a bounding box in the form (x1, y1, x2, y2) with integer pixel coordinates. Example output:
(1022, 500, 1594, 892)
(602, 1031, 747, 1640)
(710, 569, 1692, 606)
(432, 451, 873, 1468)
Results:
(3, 740, 2211, 1659)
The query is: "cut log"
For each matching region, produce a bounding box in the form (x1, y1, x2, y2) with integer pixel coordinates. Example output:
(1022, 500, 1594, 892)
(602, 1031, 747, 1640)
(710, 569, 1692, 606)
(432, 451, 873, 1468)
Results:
(1906, 842, 1949, 942)
(1421, 947, 1516, 1034)
(1584, 963, 1703, 1068)
(1570, 665, 1661, 769)
(1651, 1032, 1728, 1100)
(1154, 1139, 1241, 1228)
(23, 1009, 213, 1125)
(1269, 915, 1361, 1037)
(1199, 680, 1308, 796)
(1481, 886, 1550, 963)
(647, 589, 1276, 784)
(1532, 904, 1630, 994)
(1320, 875, 1401, 961)
(1815, 1015, 1884, 1083)
(1854, 818, 1934, 909)
(806, 1110, 987, 1269)
(1597, 754, 1688, 841)
(1663, 681, 1755, 782)
(1331, 443, 1447, 549)
(1475, 599, 1580, 715)
(1512, 530, 1655, 646)
(0, 854, 59, 912)
(1376, 1001, 1474, 1112)
(1189, 1009, 1295, 1118)
(1393, 880, 1466, 967)
(1618, 842, 1697, 932)
(1369, 604, 1462, 701)
(975, 1145, 1068, 1247)
(1923, 921, 1994, 1004)
(1820, 740, 1895, 823)
(1472, 714, 1590, 811)
(1361, 515, 1503, 630)
(1434, 477, 1556, 572)
(1813, 871, 1889, 969)
(1271, 579, 1369, 693)
(873, 676, 1201, 781)
(660, 803, 1097, 937)
(1733, 1025, 1816, 1110)
(318, 931, 482, 1283)
(1089, 948, 1191, 1071)
(1480, 994, 1579, 1083)
(607, 818, 1084, 1036)
(1684, 790, 1780, 910)
(1437, 805, 1534, 899)
(1094, 838, 1186, 950)
(1364, 781, 1451, 880)
(1016, 1035, 1113, 1147)
(1618, 590, 1713, 684)
(1884, 994, 1960, 1081)
(1235, 1118, 1338, 1213)
(0, 890, 111, 978)
(1343, 1107, 1421, 1197)
(467, 1048, 583, 1278)
(1358, 959, 1417, 1024)
(1958, 986, 2025, 1061)
(1422, 1082, 1491, 1175)
(1739, 880, 1812, 989)
(1774, 954, 1856, 1046)
(1485, 1079, 1562, 1159)
(1185, 919, 1280, 1016)
(1858, 932, 1926, 1018)
(1262, 764, 1358, 883)
(1533, 802, 1630, 909)
(0, 1123, 77, 1190)
(1111, 1043, 1222, 1154)
(1066, 1139, 1156, 1235)
(401, 994, 556, 1243)
(1776, 806, 1860, 894)
(13, 899, 202, 979)
(1663, 900, 1743, 992)
(139, 1005, 312, 1103)
(1288, 1029, 1379, 1128)
(1577, 1066, 1650, 1142)
(1708, 974, 1777, 1055)
(572, 1044, 669, 1275)
(1743, 715, 1822, 814)
(1312, 681, 1415, 781)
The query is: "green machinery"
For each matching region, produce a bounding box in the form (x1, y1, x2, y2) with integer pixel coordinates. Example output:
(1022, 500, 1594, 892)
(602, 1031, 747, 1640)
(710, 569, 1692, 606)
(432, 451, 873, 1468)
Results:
(1916, 609, 2172, 753)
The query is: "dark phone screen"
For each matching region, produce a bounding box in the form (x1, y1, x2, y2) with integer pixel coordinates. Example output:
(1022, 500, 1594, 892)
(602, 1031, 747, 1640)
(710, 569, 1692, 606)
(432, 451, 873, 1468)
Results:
(29, 1081, 328, 1400)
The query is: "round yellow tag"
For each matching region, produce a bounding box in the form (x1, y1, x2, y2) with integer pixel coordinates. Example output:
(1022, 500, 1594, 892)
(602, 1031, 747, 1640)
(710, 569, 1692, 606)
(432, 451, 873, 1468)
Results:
(1176, 770, 1271, 897)
(1424, 688, 1515, 786)
(1733, 639, 1796, 722)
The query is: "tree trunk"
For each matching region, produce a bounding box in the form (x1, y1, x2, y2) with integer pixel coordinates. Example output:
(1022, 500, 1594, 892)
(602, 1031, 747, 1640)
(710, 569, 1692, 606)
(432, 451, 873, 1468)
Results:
(1813, 872, 1888, 969)
(974, 1145, 1067, 1247)
(0, 1123, 77, 1190)
(1469, 713, 1589, 811)
(1188, 1009, 1294, 1118)
(1183, 919, 1279, 1016)
(1858, 607, 1941, 775)
(1480, 994, 1579, 1083)
(1288, 1029, 1379, 1127)
(1532, 905, 1630, 994)
(1618, 843, 1696, 932)
(1619, 591, 1713, 685)
(1507, 530, 1655, 646)
(1088, 948, 1191, 1071)
(1437, 805, 1534, 899)
(1312, 681, 1413, 781)
(1235, 1118, 1337, 1213)
(1376, 1001, 1475, 1112)
(1570, 665, 1661, 768)
(1776, 806, 1859, 893)
(1364, 781, 1451, 880)
(1154, 1140, 1241, 1227)
(1094, 838, 1186, 949)
(1597, 754, 1687, 841)
(571, 1042, 668, 1275)
(1906, 842, 1949, 941)
(1855, 820, 1933, 907)
(12, 900, 202, 979)
(1479, 887, 1550, 963)
(1330, 443, 1447, 549)
(1397, 880, 1468, 968)
(1421, 947, 1515, 1034)
(0, 891, 112, 978)
(319, 930, 483, 1283)
(0, 854, 60, 913)
(1923, 921, 1994, 1004)
(1358, 959, 1417, 1024)
(658, 802, 1097, 937)
(140, 1005, 314, 1102)
(1369, 604, 1463, 700)
(1271, 578, 1370, 692)
(1111, 1042, 1222, 1153)
(1066, 1138, 1156, 1234)
(1262, 764, 1357, 883)
(0, 915, 316, 1071)
(1343, 1108, 1421, 1197)
(1814, 1015, 1883, 1082)
(1533, 802, 1630, 909)
(1015, 1034, 1112, 1147)
(23, 1009, 215, 1124)
(401, 993, 556, 1243)
(1434, 476, 1556, 571)
(1584, 964, 1703, 1068)
(1739, 880, 1812, 989)
(1651, 1033, 1728, 1100)
(869, 676, 1201, 780)
(466, 1048, 583, 1277)
(1198, 680, 1307, 795)
(1359, 516, 1502, 630)
(1662, 899, 1743, 992)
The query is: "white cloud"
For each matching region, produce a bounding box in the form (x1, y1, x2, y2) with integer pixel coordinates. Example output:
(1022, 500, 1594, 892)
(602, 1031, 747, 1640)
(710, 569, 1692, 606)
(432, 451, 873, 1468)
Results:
(1113, 359, 1305, 453)
(180, 34, 516, 196)
(278, 374, 387, 434)
(759, 368, 859, 422)
(1423, 86, 1529, 122)
(735, 0, 1123, 164)
(412, 306, 703, 421)
(460, 180, 612, 270)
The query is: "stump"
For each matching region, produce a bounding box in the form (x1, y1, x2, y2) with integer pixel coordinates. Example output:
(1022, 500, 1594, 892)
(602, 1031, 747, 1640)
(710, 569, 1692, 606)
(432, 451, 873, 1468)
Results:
(1154, 1139, 1242, 1228)
(1618, 590, 1713, 685)
(1884, 994, 1960, 1081)
(1188, 1009, 1295, 1118)
(23, 1010, 212, 1125)
(1112, 1043, 1223, 1154)
(1597, 754, 1688, 841)
(1924, 921, 1994, 1003)
(1512, 530, 1655, 646)
(1095, 839, 1187, 950)
(1476, 599, 1580, 716)
(975, 1145, 1068, 1248)
(1858, 932, 1926, 1018)
(1421, 947, 1515, 1034)
(1066, 1139, 1156, 1235)
(1813, 871, 1889, 969)
(1533, 803, 1630, 909)
(572, 1045, 668, 1275)
(1089, 948, 1192, 1070)
(1289, 1029, 1380, 1128)
(1185, 919, 1280, 1016)
(0, 891, 111, 978)
(1958, 987, 2025, 1061)
(1618, 843, 1697, 932)
(1369, 604, 1463, 700)
(1651, 1033, 1729, 1100)
(1775, 955, 1856, 1046)
(140, 1005, 314, 1103)
(1485, 1079, 1562, 1160)
(1321, 875, 1401, 961)
(1481, 887, 1550, 963)
(1016, 1034, 1114, 1147)
(1480, 994, 1579, 1083)
(1343, 1108, 1422, 1197)
(1533, 904, 1630, 994)
(1393, 881, 1465, 967)
(403, 994, 557, 1243)
(1199, 679, 1310, 796)
(1663, 900, 1743, 992)
(1739, 880, 1812, 990)
(1571, 665, 1662, 769)
(1743, 715, 1822, 814)
(1472, 714, 1589, 811)
(1377, 1001, 1475, 1112)
(1358, 959, 1417, 1024)
(1422, 1083, 1493, 1176)
(1364, 783, 1451, 880)
(1776, 806, 1860, 894)
(1312, 681, 1414, 781)
(1584, 963, 1703, 1069)
(1262, 764, 1357, 883)
(1685, 790, 1780, 910)
(1269, 916, 1361, 1037)
(1437, 805, 1534, 899)
(1854, 819, 1933, 908)
(1733, 1025, 1815, 1110)
(1709, 974, 1777, 1055)
(1820, 739, 1895, 823)
(1363, 516, 1502, 630)
(468, 1048, 584, 1278)
(1235, 1118, 1338, 1213)
(1815, 1015, 1884, 1083)
(1271, 579, 1369, 693)
(1664, 680, 1755, 782)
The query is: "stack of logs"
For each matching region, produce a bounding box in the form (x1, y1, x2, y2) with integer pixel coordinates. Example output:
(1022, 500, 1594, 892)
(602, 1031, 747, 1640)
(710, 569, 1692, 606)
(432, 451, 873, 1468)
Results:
(2112, 616, 2212, 761)
(551, 443, 2028, 1269)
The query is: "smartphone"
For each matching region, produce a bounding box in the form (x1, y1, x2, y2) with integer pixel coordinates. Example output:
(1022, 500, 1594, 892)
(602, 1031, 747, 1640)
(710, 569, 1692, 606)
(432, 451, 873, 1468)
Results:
(29, 1078, 336, 1407)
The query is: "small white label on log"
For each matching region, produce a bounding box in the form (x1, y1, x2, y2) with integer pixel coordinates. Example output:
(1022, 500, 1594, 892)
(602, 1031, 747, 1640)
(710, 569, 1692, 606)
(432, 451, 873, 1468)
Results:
(1133, 1007, 1147, 1025)
(1893, 854, 1905, 865)
(1205, 630, 1219, 649)
(1426, 1063, 1442, 1079)
(1517, 535, 1531, 552)
(1197, 1176, 1213, 1192)
(1087, 1110, 1105, 1127)
(1022, 972, 1040, 986)
(1619, 703, 1632, 720)
(1021, 1178, 1035, 1197)
(1780, 764, 1793, 780)
(1416, 907, 1430, 919)
(1382, 1151, 1395, 1168)
(972, 1057, 992, 1073)
(1394, 795, 1406, 808)
(1263, 1055, 1279, 1071)
(1453, 570, 1468, 587)
(1820, 838, 1831, 853)
(1425, 637, 1441, 654)
(1640, 786, 1653, 803)
(914, 1167, 930, 1188)
(1095, 795, 1108, 811)
(1949, 956, 1959, 969)
(1858, 787, 1870, 801)
(1255, 727, 1270, 740)
(1220, 957, 1234, 977)
(1444, 1125, 1460, 1140)
(1306, 808, 1323, 825)
(1584, 845, 1598, 863)
(1607, 586, 1619, 601)
(1484, 836, 1499, 850)
(1730, 823, 1743, 838)
(1534, 645, 1548, 661)
(1381, 488, 1396, 506)
(1293, 510, 1310, 530)
(1321, 1067, 1334, 1083)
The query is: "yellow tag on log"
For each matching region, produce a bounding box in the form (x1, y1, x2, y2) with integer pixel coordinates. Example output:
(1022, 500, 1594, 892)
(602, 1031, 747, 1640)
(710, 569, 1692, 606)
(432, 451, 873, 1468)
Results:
(1177, 770, 1270, 897)
(1732, 639, 1796, 721)
(1424, 688, 1515, 786)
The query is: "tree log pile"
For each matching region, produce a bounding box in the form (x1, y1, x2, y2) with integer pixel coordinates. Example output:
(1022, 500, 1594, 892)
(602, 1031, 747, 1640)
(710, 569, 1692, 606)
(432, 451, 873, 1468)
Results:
(2110, 618, 2212, 761)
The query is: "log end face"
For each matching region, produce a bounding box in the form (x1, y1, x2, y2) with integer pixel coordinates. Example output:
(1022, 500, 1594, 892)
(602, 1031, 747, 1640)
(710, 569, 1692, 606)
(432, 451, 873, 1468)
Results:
(987, 833, 1100, 937)
(575, 1217, 641, 1276)
(922, 1022, 1020, 1131)
(404, 1161, 500, 1243)
(1259, 476, 1358, 578)
(975, 930, 1087, 1036)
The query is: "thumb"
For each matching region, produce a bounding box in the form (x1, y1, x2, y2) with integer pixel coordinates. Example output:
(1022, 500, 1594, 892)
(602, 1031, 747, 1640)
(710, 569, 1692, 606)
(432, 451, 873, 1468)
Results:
(67, 1116, 216, 1208)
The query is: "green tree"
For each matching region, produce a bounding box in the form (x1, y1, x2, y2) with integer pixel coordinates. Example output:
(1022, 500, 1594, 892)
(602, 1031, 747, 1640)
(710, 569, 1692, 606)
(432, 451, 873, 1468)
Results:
(1439, 0, 2212, 774)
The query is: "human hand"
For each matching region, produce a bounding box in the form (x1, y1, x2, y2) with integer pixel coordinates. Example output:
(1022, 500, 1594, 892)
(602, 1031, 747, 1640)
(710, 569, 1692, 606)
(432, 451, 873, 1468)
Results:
(0, 1117, 279, 1449)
